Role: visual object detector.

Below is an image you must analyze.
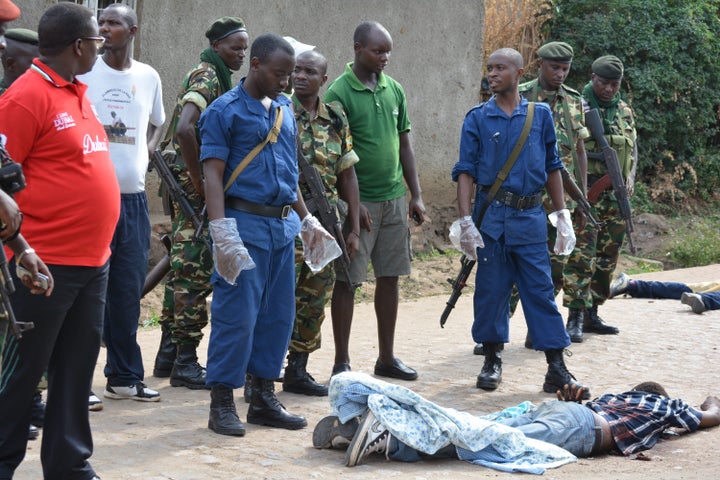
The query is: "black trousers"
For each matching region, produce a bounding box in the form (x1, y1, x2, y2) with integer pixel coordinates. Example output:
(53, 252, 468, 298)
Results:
(0, 262, 108, 480)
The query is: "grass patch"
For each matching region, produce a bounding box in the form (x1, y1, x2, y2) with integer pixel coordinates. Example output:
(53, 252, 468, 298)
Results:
(666, 216, 720, 268)
(141, 308, 160, 328)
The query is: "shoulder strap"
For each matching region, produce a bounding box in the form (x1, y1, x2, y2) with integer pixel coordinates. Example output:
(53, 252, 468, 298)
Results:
(223, 106, 283, 193)
(475, 102, 535, 225)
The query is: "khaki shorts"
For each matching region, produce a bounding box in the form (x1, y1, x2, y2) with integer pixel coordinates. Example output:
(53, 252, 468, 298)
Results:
(336, 196, 412, 284)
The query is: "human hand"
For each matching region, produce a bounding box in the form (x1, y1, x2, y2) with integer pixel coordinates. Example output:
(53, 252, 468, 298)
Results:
(16, 251, 54, 296)
(572, 206, 588, 231)
(549, 208, 576, 255)
(208, 218, 255, 285)
(409, 197, 426, 225)
(449, 216, 484, 261)
(556, 383, 587, 403)
(300, 215, 341, 273)
(344, 230, 360, 260)
(700, 396, 720, 411)
(359, 204, 372, 232)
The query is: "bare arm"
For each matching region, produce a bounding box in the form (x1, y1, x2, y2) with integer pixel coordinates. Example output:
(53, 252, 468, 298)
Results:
(292, 185, 309, 220)
(203, 158, 226, 221)
(399, 131, 425, 224)
(146, 123, 163, 157)
(546, 169, 566, 212)
(176, 103, 204, 197)
(336, 166, 361, 258)
(456, 172, 475, 218)
(576, 138, 588, 194)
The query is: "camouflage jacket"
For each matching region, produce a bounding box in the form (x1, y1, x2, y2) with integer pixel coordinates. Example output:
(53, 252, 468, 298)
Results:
(161, 61, 223, 154)
(519, 79, 589, 171)
(292, 95, 359, 207)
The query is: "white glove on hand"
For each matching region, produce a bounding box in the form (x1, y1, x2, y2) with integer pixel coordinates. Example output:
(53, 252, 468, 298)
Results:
(300, 215, 342, 274)
(549, 208, 576, 255)
(209, 218, 256, 285)
(449, 216, 484, 260)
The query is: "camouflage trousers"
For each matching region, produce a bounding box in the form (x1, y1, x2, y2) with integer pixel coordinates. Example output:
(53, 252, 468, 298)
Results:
(159, 167, 213, 347)
(563, 191, 626, 310)
(289, 237, 335, 354)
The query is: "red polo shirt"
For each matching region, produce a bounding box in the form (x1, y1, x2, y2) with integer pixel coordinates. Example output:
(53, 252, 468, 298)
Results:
(0, 59, 120, 266)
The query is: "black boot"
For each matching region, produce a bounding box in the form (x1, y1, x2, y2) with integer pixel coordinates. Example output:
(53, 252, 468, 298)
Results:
(584, 305, 620, 334)
(243, 373, 253, 403)
(153, 328, 176, 378)
(283, 352, 328, 396)
(170, 344, 210, 390)
(247, 376, 308, 430)
(31, 391, 45, 428)
(566, 309, 584, 343)
(208, 385, 246, 436)
(476, 342, 502, 390)
(543, 348, 590, 399)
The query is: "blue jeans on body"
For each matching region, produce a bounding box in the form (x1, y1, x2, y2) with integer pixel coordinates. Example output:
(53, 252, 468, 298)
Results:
(627, 280, 691, 299)
(103, 192, 151, 386)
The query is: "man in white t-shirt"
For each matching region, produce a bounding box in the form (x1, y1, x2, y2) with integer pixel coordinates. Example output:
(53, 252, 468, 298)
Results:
(79, 3, 165, 403)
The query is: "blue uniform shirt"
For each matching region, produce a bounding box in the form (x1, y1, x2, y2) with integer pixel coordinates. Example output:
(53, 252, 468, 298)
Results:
(452, 97, 561, 245)
(199, 79, 300, 250)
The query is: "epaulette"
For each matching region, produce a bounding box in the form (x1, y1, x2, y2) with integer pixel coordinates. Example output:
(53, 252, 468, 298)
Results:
(560, 84, 582, 97)
(465, 102, 487, 118)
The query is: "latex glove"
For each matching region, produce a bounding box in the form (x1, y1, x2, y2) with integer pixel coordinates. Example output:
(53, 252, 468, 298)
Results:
(299, 215, 342, 274)
(208, 218, 255, 285)
(449, 216, 484, 260)
(549, 209, 576, 255)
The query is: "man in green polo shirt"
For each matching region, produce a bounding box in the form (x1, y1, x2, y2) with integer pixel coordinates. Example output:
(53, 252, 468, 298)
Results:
(324, 21, 425, 381)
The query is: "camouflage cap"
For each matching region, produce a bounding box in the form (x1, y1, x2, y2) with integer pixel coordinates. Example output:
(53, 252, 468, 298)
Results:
(0, 0, 19, 22)
(537, 41, 573, 62)
(592, 55, 624, 79)
(5, 27, 38, 45)
(205, 16, 246, 43)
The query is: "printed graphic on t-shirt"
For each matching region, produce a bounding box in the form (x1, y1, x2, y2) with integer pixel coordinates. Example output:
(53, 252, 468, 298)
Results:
(96, 86, 138, 146)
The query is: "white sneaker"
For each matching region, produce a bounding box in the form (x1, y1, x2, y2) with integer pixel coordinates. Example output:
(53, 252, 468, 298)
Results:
(681, 292, 706, 314)
(345, 410, 390, 467)
(104, 383, 161, 402)
(88, 391, 104, 411)
(609, 272, 631, 298)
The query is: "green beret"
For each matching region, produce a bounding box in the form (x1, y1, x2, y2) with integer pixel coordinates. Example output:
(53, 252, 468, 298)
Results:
(592, 55, 624, 79)
(205, 17, 246, 43)
(537, 41, 573, 62)
(4, 28, 39, 46)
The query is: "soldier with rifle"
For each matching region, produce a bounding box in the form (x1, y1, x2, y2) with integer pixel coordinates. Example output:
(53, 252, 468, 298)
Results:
(563, 55, 636, 342)
(282, 49, 360, 397)
(151, 17, 249, 391)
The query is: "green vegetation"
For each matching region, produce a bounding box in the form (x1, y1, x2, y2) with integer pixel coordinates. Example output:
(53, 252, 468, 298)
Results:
(141, 308, 160, 328)
(666, 216, 720, 268)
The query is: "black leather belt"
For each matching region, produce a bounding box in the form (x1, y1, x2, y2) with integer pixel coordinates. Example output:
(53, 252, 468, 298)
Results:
(481, 186, 542, 210)
(226, 196, 291, 219)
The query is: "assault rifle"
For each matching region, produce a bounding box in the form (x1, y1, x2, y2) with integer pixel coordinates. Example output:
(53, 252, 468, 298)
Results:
(0, 238, 33, 339)
(142, 150, 209, 297)
(560, 167, 600, 228)
(296, 140, 356, 290)
(440, 254, 475, 328)
(585, 109, 636, 253)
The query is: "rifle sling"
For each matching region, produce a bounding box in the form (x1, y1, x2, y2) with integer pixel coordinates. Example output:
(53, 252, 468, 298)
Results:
(475, 102, 535, 228)
(223, 106, 283, 193)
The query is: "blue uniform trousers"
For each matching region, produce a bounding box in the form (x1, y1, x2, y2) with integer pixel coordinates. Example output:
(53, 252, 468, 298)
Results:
(206, 237, 296, 388)
(472, 235, 570, 351)
(103, 192, 150, 386)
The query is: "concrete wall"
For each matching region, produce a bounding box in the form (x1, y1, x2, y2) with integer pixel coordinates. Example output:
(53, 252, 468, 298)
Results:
(10, 1, 485, 236)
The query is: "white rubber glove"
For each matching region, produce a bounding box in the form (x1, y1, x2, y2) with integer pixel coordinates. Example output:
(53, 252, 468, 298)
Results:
(549, 208, 576, 255)
(208, 218, 256, 285)
(449, 216, 484, 260)
(299, 214, 342, 274)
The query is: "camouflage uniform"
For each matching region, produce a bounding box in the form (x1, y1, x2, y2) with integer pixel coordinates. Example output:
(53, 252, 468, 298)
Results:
(508, 80, 589, 313)
(159, 61, 225, 347)
(563, 98, 636, 309)
(289, 96, 359, 354)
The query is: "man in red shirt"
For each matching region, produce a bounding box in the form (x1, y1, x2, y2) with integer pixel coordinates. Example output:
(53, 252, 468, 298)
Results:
(0, 3, 120, 479)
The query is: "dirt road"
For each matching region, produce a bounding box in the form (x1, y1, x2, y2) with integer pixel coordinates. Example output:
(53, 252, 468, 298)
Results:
(15, 265, 720, 479)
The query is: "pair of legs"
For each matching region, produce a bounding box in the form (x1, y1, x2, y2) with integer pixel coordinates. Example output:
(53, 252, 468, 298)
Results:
(331, 197, 414, 379)
(103, 193, 155, 398)
(0, 263, 108, 479)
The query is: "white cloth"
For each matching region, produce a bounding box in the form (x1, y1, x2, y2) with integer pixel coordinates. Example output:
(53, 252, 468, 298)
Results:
(79, 57, 165, 193)
(329, 372, 576, 474)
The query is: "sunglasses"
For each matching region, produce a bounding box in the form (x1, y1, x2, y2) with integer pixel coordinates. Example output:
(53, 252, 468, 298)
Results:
(79, 36, 105, 48)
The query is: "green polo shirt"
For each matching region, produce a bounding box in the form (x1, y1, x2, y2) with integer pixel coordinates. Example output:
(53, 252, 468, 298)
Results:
(324, 62, 410, 202)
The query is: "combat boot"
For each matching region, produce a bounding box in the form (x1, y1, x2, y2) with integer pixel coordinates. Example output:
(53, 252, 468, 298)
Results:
(170, 344, 210, 390)
(584, 305, 619, 334)
(283, 352, 328, 396)
(476, 342, 502, 390)
(152, 328, 176, 378)
(543, 348, 590, 399)
(247, 376, 308, 430)
(243, 373, 253, 403)
(208, 385, 245, 436)
(566, 309, 584, 343)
